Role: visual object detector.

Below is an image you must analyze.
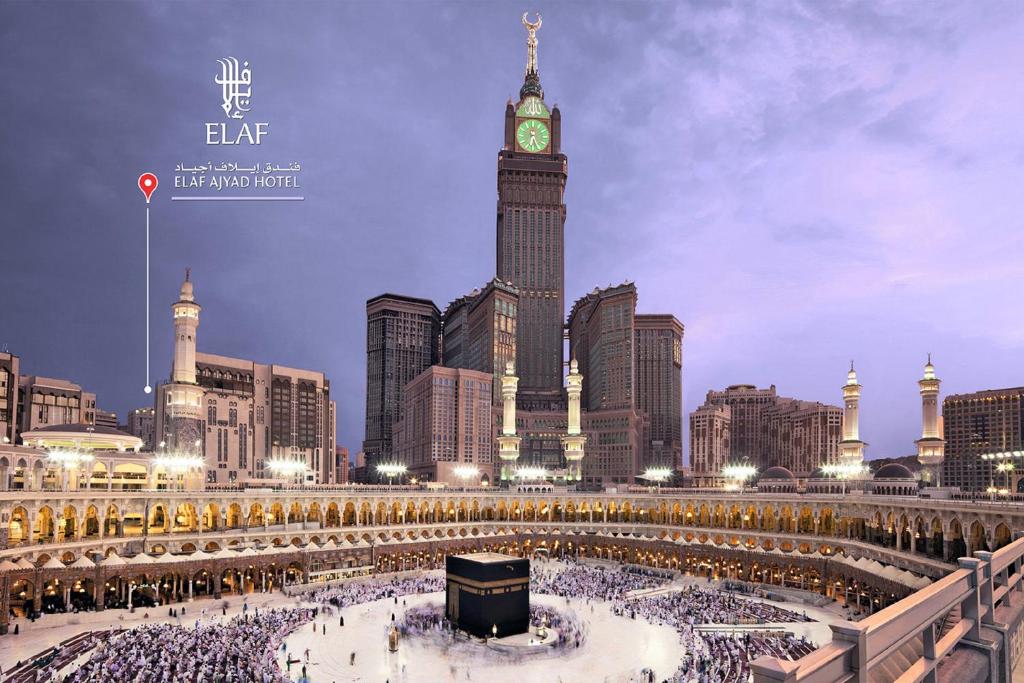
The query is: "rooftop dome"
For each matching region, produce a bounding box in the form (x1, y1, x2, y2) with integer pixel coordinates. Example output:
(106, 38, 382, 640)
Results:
(760, 466, 796, 481)
(30, 424, 132, 437)
(874, 463, 915, 480)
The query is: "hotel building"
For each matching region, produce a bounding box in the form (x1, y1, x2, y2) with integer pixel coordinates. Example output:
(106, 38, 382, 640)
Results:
(154, 274, 336, 485)
(942, 386, 1024, 492)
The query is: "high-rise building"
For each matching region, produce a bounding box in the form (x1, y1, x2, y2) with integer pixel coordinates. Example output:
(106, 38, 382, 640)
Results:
(634, 314, 684, 470)
(568, 283, 637, 411)
(155, 274, 337, 485)
(702, 385, 777, 464)
(942, 386, 1024, 492)
(690, 404, 731, 486)
(762, 399, 842, 475)
(126, 407, 156, 450)
(580, 408, 645, 487)
(393, 366, 493, 484)
(690, 384, 841, 480)
(0, 352, 19, 445)
(366, 17, 684, 487)
(363, 294, 440, 473)
(334, 446, 349, 484)
(442, 279, 518, 404)
(495, 17, 566, 408)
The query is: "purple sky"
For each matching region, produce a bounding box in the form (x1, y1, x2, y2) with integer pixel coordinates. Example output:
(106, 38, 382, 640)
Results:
(2, 2, 1022, 463)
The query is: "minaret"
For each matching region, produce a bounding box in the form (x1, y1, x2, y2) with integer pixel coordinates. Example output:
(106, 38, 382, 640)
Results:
(561, 358, 587, 482)
(497, 361, 522, 483)
(171, 268, 201, 384)
(838, 362, 866, 471)
(156, 271, 206, 454)
(916, 354, 945, 486)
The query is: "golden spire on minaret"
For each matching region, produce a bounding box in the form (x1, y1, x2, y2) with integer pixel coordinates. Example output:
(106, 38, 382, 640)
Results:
(522, 12, 542, 77)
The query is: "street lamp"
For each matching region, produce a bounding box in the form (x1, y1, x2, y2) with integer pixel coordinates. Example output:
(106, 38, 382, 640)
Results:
(640, 466, 673, 489)
(267, 458, 309, 485)
(376, 463, 407, 487)
(720, 463, 757, 493)
(46, 449, 94, 491)
(453, 465, 479, 488)
(997, 462, 1015, 495)
(153, 453, 204, 491)
(514, 466, 548, 482)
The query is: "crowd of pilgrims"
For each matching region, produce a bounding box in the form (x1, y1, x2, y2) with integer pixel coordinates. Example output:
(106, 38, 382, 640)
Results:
(533, 559, 817, 683)
(305, 574, 445, 609)
(65, 607, 311, 682)
(28, 561, 820, 683)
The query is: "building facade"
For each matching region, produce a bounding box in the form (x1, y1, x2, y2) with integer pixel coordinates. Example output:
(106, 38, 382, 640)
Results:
(17, 376, 97, 437)
(94, 409, 118, 430)
(334, 446, 349, 485)
(568, 283, 637, 412)
(393, 366, 493, 484)
(942, 386, 1024, 492)
(690, 404, 731, 487)
(0, 353, 19, 445)
(363, 294, 440, 475)
(155, 274, 337, 485)
(126, 407, 156, 451)
(691, 384, 842, 480)
(442, 279, 518, 405)
(763, 399, 842, 475)
(495, 30, 566, 409)
(634, 314, 684, 470)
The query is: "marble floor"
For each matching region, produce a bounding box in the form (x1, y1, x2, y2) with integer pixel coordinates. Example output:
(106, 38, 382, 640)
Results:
(280, 591, 684, 683)
(0, 569, 850, 682)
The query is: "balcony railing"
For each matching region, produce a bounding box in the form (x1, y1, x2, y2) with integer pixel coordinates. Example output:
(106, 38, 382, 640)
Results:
(751, 532, 1024, 682)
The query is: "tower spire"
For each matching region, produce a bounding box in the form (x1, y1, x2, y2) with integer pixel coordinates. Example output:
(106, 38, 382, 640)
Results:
(520, 13, 544, 99)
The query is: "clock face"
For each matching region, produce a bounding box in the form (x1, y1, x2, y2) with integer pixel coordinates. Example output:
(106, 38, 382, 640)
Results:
(516, 119, 550, 153)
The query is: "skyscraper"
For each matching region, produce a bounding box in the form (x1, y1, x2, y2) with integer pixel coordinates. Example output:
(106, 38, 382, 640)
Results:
(496, 15, 566, 407)
(942, 385, 1024, 492)
(567, 283, 637, 412)
(363, 293, 440, 473)
(634, 314, 684, 470)
(441, 278, 518, 404)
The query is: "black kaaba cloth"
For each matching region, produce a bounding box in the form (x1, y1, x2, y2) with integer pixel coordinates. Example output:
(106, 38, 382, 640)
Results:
(445, 553, 530, 638)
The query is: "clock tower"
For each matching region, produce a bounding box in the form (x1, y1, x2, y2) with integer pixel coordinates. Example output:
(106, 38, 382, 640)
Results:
(496, 13, 567, 408)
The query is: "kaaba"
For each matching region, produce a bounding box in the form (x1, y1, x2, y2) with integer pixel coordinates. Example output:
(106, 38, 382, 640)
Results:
(445, 553, 530, 638)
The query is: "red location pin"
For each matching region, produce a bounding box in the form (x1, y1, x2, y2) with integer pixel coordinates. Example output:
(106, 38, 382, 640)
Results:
(138, 173, 158, 203)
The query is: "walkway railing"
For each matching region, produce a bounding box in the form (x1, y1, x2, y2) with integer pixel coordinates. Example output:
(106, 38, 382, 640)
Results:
(752, 533, 1024, 682)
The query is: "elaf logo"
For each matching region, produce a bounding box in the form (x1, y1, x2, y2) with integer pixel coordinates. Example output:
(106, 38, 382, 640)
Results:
(206, 57, 268, 145)
(215, 57, 252, 119)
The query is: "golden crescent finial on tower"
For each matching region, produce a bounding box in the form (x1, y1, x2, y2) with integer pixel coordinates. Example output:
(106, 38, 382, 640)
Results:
(522, 12, 542, 77)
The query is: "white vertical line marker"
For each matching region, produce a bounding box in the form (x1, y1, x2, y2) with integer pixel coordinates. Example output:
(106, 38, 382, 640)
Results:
(145, 205, 152, 394)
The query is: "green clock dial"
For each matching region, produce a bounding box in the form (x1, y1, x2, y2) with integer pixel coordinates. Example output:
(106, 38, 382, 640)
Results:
(516, 119, 550, 153)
